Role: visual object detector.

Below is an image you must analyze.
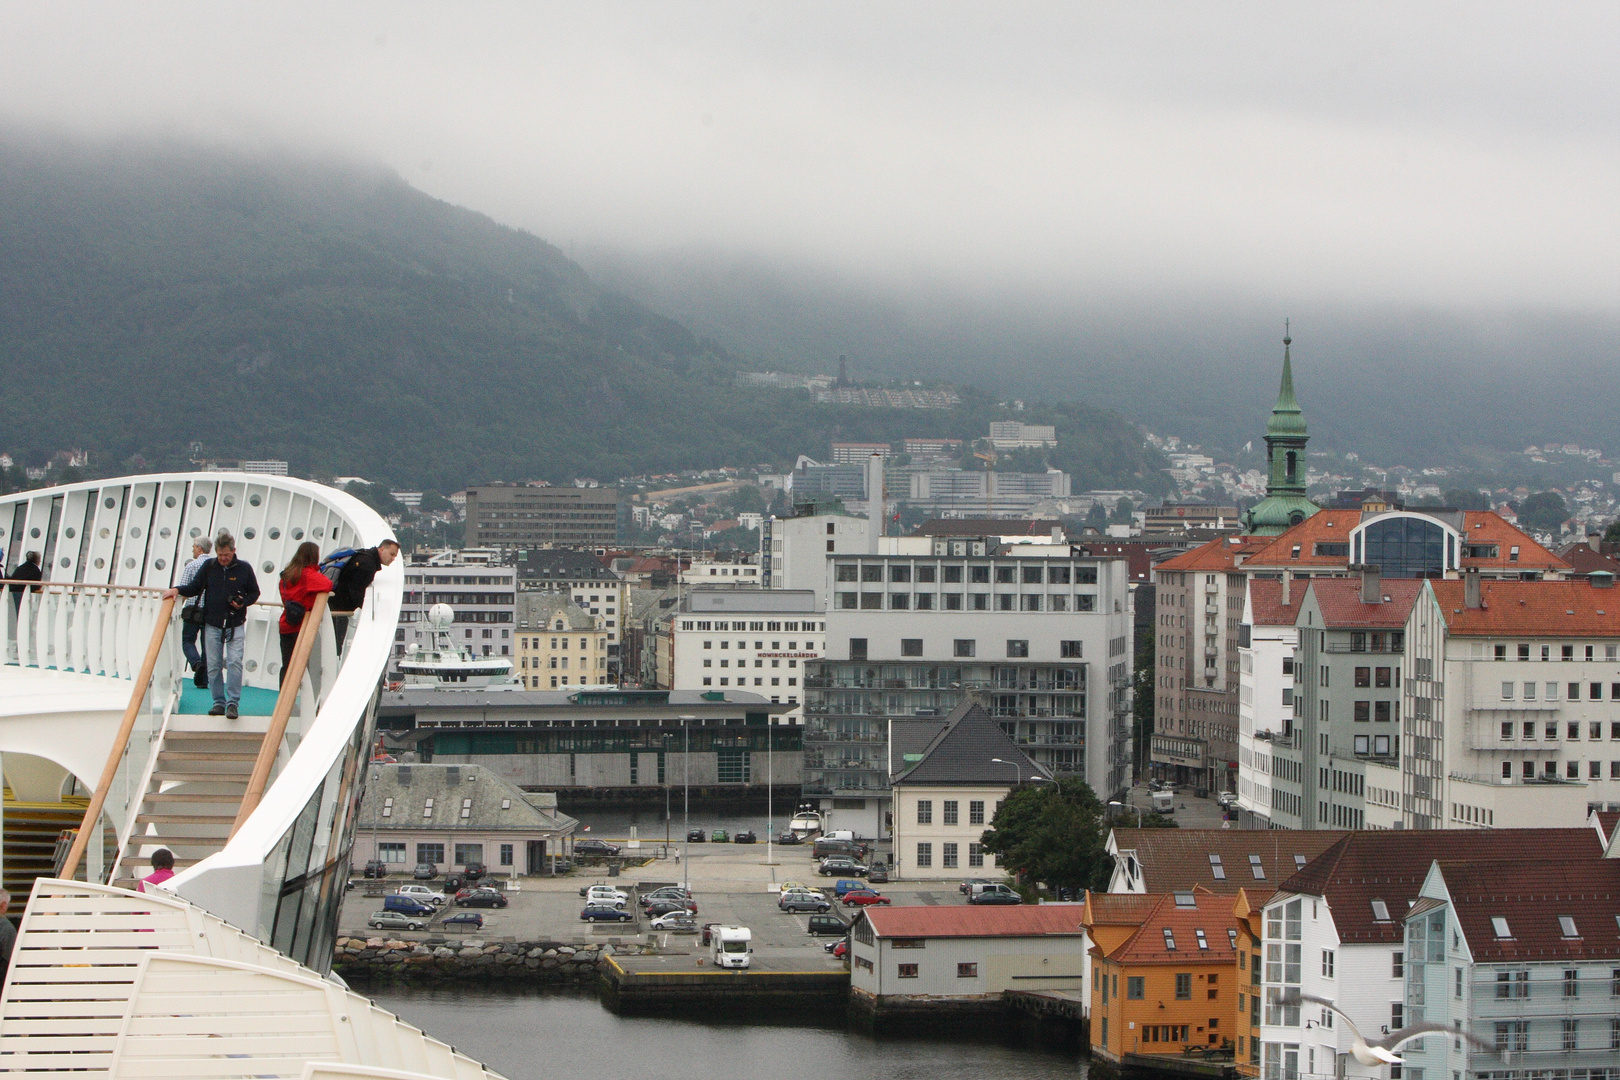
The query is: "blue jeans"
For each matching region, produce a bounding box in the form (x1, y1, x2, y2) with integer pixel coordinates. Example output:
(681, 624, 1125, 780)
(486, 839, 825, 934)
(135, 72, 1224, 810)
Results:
(203, 624, 245, 707)
(181, 620, 204, 672)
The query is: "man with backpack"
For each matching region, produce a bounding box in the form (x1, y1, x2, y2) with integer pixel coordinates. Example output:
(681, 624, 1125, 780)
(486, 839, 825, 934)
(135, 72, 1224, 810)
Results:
(163, 530, 260, 718)
(325, 538, 399, 653)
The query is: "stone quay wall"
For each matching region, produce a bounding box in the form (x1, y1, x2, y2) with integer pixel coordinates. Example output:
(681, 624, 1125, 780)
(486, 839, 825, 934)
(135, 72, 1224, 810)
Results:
(333, 936, 612, 984)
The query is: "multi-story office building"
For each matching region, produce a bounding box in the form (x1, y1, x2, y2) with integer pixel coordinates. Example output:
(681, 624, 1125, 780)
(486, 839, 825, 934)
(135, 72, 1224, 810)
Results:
(515, 548, 629, 680)
(397, 555, 517, 662)
(1369, 574, 1620, 831)
(987, 421, 1057, 449)
(805, 541, 1133, 835)
(681, 556, 761, 586)
(515, 594, 611, 689)
(1151, 536, 1268, 794)
(760, 510, 873, 603)
(1142, 504, 1243, 535)
(1237, 576, 1301, 827)
(464, 484, 620, 547)
(1266, 574, 1422, 830)
(663, 589, 821, 723)
(830, 442, 892, 464)
(905, 469, 1072, 517)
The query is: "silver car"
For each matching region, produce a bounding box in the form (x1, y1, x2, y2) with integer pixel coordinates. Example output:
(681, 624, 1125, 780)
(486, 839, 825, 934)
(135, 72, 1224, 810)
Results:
(367, 910, 429, 932)
(779, 891, 832, 913)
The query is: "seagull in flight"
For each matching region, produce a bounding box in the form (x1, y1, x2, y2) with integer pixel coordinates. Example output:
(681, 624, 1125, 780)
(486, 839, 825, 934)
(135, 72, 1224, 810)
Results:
(1280, 991, 1495, 1065)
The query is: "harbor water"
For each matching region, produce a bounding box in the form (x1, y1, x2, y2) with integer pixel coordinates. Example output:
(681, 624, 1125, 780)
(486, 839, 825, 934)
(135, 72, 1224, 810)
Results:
(373, 987, 1088, 1080)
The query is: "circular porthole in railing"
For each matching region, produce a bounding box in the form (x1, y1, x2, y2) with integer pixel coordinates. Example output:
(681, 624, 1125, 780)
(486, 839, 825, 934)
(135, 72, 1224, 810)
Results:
(60, 557, 71, 568)
(223, 495, 235, 508)
(160, 527, 171, 539)
(94, 558, 105, 569)
(65, 527, 76, 538)
(135, 496, 147, 508)
(129, 527, 142, 538)
(195, 495, 207, 507)
(243, 527, 256, 540)
(99, 528, 110, 539)
(249, 494, 262, 506)
(245, 659, 258, 673)
(262, 561, 274, 573)
(313, 527, 324, 538)
(30, 527, 40, 538)
(268, 662, 280, 676)
(189, 527, 201, 538)
(124, 558, 136, 569)
(268, 527, 281, 539)
(154, 558, 167, 570)
(104, 497, 116, 509)
(292, 528, 304, 540)
(165, 496, 177, 508)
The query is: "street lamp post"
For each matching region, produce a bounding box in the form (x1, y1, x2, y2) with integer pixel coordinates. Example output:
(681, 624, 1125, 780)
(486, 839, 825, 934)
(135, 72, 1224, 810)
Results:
(1108, 799, 1144, 828)
(663, 732, 671, 859)
(679, 714, 694, 891)
(990, 757, 1021, 787)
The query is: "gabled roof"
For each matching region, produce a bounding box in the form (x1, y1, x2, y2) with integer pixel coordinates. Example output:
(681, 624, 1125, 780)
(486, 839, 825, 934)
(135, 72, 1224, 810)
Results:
(888, 718, 950, 777)
(1083, 891, 1163, 926)
(1109, 829, 1348, 894)
(1593, 809, 1620, 847)
(1277, 829, 1601, 944)
(1433, 858, 1620, 962)
(1248, 577, 1303, 627)
(518, 548, 617, 579)
(1555, 543, 1620, 578)
(515, 592, 598, 631)
(1154, 535, 1268, 574)
(1430, 578, 1620, 637)
(861, 905, 1086, 939)
(358, 763, 578, 834)
(890, 701, 1044, 787)
(1242, 510, 1566, 573)
(1100, 888, 1241, 966)
(1304, 577, 1423, 629)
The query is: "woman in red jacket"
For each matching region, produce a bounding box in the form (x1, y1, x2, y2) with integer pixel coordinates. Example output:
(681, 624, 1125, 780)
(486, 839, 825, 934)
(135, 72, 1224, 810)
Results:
(278, 541, 333, 686)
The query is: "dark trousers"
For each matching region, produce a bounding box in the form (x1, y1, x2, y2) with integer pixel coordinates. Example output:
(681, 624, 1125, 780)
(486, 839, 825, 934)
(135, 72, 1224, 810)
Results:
(331, 613, 351, 654)
(279, 632, 298, 687)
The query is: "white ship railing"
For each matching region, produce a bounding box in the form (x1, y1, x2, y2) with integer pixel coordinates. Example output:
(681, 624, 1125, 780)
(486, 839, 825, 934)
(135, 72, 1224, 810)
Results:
(0, 879, 503, 1079)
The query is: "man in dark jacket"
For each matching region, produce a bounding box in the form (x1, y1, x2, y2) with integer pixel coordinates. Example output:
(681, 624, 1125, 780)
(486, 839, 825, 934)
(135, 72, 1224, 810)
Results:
(330, 539, 399, 652)
(163, 530, 260, 718)
(8, 550, 42, 611)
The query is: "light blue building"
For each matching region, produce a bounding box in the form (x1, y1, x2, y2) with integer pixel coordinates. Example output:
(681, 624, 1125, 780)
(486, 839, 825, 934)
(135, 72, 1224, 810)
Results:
(1401, 856, 1620, 1080)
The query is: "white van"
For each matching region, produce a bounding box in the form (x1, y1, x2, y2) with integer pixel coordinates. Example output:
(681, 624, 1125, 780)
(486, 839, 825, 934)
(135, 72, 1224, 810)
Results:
(712, 925, 752, 969)
(1151, 790, 1175, 814)
(822, 830, 855, 843)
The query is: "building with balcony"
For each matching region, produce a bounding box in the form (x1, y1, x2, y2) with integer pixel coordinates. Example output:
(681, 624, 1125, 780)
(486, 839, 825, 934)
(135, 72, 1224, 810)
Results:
(804, 542, 1133, 836)
(1255, 828, 1602, 1080)
(1237, 576, 1302, 827)
(662, 588, 821, 723)
(1396, 855, 1620, 1080)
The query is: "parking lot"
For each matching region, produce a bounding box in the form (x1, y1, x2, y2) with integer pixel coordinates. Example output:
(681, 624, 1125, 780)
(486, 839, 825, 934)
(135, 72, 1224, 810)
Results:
(339, 839, 989, 971)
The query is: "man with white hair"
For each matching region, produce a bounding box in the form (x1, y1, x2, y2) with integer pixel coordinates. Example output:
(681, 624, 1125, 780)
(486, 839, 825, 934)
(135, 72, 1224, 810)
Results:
(164, 530, 260, 719)
(176, 536, 213, 689)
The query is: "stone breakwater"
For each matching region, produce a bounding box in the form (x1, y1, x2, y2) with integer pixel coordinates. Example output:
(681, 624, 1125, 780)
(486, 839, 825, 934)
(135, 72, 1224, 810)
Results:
(333, 937, 614, 984)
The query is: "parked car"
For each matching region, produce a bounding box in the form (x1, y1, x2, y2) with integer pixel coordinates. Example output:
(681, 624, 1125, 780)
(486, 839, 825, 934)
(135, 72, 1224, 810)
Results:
(368, 910, 428, 932)
(711, 829, 730, 843)
(1217, 791, 1239, 808)
(462, 862, 487, 881)
(841, 889, 890, 907)
(733, 830, 757, 844)
(394, 884, 447, 906)
(686, 830, 706, 843)
(441, 911, 485, 930)
(639, 889, 692, 909)
(457, 888, 509, 909)
(831, 878, 869, 898)
(382, 894, 436, 917)
(581, 904, 635, 923)
(582, 890, 628, 909)
(574, 839, 621, 858)
(443, 873, 467, 894)
(412, 863, 437, 880)
(581, 883, 630, 901)
(777, 881, 823, 897)
(807, 913, 849, 936)
(645, 900, 698, 917)
(779, 892, 832, 913)
(776, 831, 803, 845)
(363, 860, 387, 879)
(865, 864, 890, 884)
(958, 877, 995, 895)
(649, 911, 698, 931)
(967, 883, 1022, 906)
(823, 937, 849, 959)
(819, 858, 867, 877)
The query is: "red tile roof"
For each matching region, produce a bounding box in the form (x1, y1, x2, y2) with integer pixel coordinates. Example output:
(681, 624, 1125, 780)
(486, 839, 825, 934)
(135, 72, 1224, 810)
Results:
(1435, 858, 1620, 962)
(1105, 888, 1242, 966)
(1155, 535, 1269, 574)
(1084, 892, 1163, 926)
(1595, 810, 1620, 847)
(1305, 577, 1423, 628)
(860, 904, 1086, 939)
(1556, 543, 1620, 577)
(1110, 829, 1348, 893)
(1431, 578, 1620, 637)
(1278, 829, 1602, 944)
(1242, 511, 1566, 573)
(1248, 577, 1303, 627)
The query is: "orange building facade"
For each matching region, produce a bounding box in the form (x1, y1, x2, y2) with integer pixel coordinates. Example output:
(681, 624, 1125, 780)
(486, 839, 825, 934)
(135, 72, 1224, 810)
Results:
(1084, 887, 1267, 1074)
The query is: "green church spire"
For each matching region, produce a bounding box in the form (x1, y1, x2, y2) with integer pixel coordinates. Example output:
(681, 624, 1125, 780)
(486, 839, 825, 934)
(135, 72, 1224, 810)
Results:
(1266, 320, 1307, 437)
(1243, 320, 1320, 535)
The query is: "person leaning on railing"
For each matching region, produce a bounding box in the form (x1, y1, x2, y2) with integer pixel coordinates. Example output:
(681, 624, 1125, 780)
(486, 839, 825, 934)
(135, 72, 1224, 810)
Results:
(328, 538, 399, 653)
(7, 549, 41, 610)
(163, 530, 260, 719)
(277, 541, 332, 686)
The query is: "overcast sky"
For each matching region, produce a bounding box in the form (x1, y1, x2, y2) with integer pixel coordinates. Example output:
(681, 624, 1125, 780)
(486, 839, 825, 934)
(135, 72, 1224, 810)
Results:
(3, 2, 1618, 310)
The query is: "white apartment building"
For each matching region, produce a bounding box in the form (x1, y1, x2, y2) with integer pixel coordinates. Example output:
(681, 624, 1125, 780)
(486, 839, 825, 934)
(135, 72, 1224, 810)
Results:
(681, 557, 762, 586)
(1375, 573, 1620, 831)
(988, 421, 1057, 449)
(1237, 577, 1301, 826)
(760, 511, 873, 605)
(666, 588, 822, 724)
(397, 556, 517, 662)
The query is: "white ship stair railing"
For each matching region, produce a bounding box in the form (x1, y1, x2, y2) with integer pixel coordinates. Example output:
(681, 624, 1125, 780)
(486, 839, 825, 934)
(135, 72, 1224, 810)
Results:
(0, 878, 505, 1080)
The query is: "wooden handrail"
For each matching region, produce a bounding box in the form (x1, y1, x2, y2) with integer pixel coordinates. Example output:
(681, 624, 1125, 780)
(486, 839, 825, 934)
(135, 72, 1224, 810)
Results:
(59, 594, 176, 881)
(231, 591, 328, 837)
(0, 579, 286, 605)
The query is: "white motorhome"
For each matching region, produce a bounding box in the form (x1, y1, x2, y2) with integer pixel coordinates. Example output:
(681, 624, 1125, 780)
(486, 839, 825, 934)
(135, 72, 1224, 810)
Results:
(712, 925, 752, 969)
(1150, 790, 1174, 814)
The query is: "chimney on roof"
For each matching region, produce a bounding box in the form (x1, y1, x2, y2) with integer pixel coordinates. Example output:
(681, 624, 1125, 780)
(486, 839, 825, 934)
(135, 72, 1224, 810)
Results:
(1360, 564, 1382, 605)
(1281, 570, 1292, 608)
(1590, 532, 1603, 553)
(1465, 567, 1482, 609)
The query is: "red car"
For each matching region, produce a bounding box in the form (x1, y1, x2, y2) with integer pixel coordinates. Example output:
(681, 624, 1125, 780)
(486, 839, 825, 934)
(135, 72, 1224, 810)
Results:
(841, 889, 890, 907)
(830, 939, 848, 959)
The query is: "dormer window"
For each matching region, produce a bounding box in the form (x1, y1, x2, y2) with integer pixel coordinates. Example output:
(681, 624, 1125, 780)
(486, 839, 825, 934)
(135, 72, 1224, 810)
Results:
(1559, 915, 1579, 938)
(1209, 854, 1226, 881)
(1249, 855, 1266, 880)
(1175, 892, 1196, 908)
(1196, 929, 1209, 950)
(1163, 929, 1176, 951)
(1371, 900, 1391, 922)
(1492, 917, 1512, 939)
